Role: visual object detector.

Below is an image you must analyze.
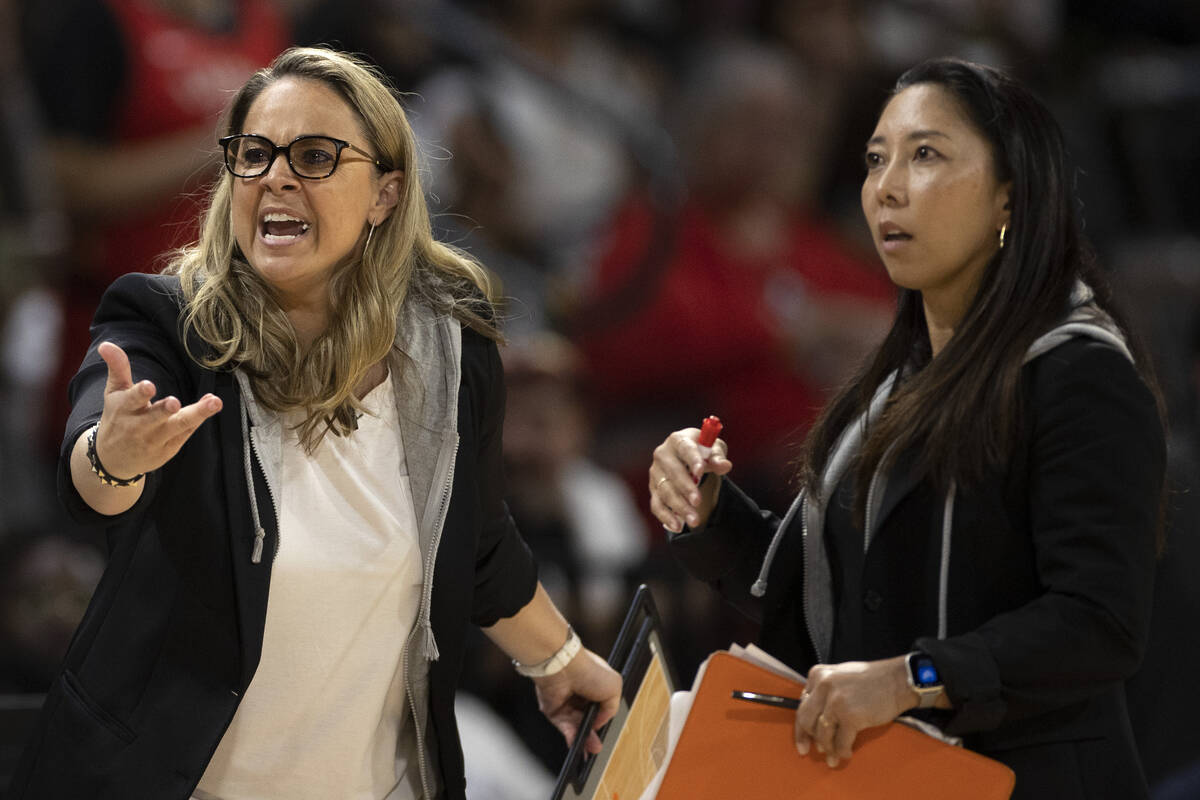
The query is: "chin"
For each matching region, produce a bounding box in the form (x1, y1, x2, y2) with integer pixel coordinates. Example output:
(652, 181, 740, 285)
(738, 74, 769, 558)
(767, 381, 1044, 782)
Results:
(247, 258, 301, 288)
(880, 266, 916, 291)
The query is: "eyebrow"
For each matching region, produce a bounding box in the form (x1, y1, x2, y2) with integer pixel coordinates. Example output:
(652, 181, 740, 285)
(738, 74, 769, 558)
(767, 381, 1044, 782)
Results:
(866, 129, 951, 147)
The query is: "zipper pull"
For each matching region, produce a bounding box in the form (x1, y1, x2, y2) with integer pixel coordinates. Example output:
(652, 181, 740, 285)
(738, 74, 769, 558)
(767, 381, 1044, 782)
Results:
(251, 527, 266, 564)
(421, 620, 440, 661)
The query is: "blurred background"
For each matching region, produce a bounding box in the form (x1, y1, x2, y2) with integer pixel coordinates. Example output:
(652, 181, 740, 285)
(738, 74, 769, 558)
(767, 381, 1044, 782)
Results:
(1, 0, 1198, 797)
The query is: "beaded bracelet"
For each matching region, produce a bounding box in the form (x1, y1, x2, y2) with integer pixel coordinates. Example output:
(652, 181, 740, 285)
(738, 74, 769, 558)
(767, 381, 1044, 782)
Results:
(86, 424, 145, 487)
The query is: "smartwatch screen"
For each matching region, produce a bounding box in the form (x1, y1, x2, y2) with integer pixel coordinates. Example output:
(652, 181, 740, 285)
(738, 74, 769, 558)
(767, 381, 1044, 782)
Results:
(910, 653, 940, 688)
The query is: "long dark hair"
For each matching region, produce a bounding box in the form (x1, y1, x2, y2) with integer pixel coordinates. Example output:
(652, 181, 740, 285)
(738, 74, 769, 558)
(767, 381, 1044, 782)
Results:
(799, 58, 1161, 512)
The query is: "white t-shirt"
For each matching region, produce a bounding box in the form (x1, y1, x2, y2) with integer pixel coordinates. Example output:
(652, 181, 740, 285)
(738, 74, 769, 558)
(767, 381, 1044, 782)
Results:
(195, 376, 424, 799)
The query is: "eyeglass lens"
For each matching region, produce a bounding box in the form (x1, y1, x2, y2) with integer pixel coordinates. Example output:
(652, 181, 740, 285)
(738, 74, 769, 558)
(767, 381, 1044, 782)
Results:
(225, 135, 341, 179)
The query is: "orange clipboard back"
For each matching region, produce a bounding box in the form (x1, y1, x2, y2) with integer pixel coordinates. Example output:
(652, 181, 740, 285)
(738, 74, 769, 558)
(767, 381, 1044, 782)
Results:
(656, 651, 1015, 799)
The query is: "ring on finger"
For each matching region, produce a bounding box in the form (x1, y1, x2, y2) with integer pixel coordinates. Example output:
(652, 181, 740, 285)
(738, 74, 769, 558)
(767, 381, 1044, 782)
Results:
(655, 476, 669, 490)
(818, 713, 835, 728)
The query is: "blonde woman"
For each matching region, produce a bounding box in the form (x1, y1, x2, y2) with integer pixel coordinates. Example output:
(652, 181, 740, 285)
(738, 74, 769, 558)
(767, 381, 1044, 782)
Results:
(11, 47, 620, 800)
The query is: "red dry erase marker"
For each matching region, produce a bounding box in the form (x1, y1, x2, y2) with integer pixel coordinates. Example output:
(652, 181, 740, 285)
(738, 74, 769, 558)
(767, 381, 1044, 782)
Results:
(694, 415, 723, 483)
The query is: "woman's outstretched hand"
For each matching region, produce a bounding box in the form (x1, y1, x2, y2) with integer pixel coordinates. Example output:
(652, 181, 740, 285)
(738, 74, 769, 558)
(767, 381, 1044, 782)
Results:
(71, 341, 223, 514)
(649, 427, 733, 533)
(532, 647, 622, 754)
(93, 342, 223, 477)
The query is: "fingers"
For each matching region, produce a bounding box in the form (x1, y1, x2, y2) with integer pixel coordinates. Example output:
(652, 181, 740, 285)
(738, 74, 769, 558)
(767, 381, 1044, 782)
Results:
(584, 686, 620, 755)
(99, 342, 135, 395)
(555, 717, 603, 756)
(584, 728, 604, 755)
(144, 395, 222, 464)
(815, 713, 839, 765)
(536, 650, 621, 757)
(794, 699, 811, 756)
(650, 429, 732, 533)
(795, 665, 874, 768)
(794, 665, 843, 766)
(807, 711, 857, 767)
(99, 343, 161, 422)
(797, 703, 843, 767)
(706, 441, 734, 477)
(672, 429, 717, 482)
(149, 394, 181, 415)
(650, 473, 693, 532)
(548, 707, 585, 752)
(553, 717, 579, 749)
(832, 719, 857, 763)
(794, 685, 819, 756)
(650, 431, 701, 531)
(559, 707, 610, 755)
(98, 391, 223, 478)
(164, 393, 223, 436)
(593, 686, 620, 730)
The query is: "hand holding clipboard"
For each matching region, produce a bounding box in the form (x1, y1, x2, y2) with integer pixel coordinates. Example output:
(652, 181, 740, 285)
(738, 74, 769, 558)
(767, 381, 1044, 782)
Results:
(654, 651, 1015, 799)
(550, 586, 679, 800)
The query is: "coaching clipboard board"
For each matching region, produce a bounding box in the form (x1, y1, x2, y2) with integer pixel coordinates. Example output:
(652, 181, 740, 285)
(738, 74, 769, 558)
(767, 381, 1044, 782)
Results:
(549, 584, 679, 800)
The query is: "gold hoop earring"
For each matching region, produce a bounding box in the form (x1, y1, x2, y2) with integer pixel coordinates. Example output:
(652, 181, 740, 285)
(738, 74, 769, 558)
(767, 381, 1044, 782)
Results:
(998, 223, 1008, 249)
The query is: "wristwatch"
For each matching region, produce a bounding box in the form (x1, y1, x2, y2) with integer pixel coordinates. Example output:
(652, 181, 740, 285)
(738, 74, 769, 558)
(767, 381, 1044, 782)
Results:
(905, 650, 944, 709)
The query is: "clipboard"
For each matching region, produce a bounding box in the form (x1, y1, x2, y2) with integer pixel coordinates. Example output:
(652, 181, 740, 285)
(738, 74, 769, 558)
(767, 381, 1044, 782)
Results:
(655, 651, 1015, 799)
(550, 585, 679, 800)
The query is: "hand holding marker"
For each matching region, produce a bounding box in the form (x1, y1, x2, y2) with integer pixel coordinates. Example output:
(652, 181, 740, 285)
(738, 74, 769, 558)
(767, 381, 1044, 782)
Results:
(694, 415, 723, 484)
(655, 415, 726, 533)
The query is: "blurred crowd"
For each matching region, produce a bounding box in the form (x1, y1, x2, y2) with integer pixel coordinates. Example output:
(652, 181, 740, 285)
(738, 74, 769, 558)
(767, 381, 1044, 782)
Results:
(1, 0, 1198, 797)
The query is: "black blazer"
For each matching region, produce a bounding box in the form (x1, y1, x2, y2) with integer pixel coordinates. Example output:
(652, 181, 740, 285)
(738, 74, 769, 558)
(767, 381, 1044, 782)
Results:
(9, 274, 538, 799)
(672, 338, 1165, 800)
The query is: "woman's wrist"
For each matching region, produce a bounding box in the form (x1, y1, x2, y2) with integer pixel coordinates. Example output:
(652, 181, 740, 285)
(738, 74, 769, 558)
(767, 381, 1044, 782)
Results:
(85, 423, 145, 487)
(512, 625, 581, 678)
(884, 655, 922, 713)
(895, 652, 952, 712)
(70, 425, 146, 516)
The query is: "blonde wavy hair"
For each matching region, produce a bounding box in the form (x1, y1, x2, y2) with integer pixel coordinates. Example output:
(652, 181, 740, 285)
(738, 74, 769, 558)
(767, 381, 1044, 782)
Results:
(164, 47, 501, 451)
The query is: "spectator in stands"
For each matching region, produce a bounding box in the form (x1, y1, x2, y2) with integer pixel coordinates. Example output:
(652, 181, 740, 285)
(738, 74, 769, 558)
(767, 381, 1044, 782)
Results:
(20, 0, 290, 453)
(576, 41, 894, 507)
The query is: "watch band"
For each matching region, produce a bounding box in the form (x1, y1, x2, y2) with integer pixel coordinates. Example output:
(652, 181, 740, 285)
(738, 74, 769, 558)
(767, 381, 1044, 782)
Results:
(513, 625, 582, 678)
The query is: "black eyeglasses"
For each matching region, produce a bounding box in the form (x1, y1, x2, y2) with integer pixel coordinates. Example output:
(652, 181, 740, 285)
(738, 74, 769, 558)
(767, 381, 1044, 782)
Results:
(219, 134, 394, 180)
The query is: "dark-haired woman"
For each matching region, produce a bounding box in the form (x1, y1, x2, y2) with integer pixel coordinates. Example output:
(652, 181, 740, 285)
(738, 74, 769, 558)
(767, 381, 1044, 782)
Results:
(649, 58, 1165, 799)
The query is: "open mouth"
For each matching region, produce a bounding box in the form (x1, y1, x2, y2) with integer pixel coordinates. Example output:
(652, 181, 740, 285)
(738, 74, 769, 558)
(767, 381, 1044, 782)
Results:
(261, 212, 311, 243)
(879, 222, 913, 248)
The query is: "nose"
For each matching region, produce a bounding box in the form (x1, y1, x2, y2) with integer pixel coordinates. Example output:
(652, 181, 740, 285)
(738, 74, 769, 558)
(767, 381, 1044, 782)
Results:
(258, 150, 299, 193)
(871, 158, 906, 207)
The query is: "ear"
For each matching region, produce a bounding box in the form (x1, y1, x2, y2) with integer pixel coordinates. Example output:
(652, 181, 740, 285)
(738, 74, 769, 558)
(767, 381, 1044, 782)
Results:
(994, 181, 1012, 229)
(368, 169, 405, 224)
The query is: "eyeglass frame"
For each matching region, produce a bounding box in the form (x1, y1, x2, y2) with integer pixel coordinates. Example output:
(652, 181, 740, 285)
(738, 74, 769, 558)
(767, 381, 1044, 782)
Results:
(218, 133, 395, 180)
